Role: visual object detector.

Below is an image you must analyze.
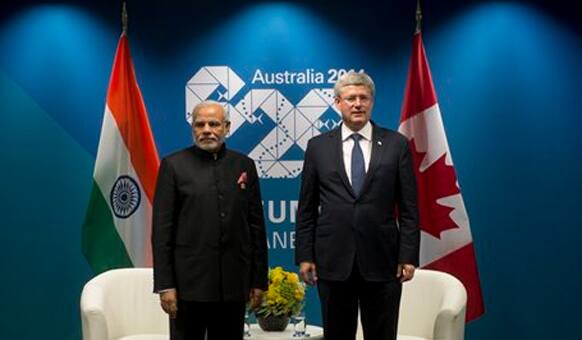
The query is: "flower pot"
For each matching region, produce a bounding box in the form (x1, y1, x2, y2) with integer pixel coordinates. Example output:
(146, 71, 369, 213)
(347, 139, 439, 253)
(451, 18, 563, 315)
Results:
(257, 315, 290, 331)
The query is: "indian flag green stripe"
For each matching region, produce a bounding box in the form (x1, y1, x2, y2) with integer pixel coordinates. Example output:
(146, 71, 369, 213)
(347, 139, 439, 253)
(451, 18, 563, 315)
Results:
(82, 181, 133, 273)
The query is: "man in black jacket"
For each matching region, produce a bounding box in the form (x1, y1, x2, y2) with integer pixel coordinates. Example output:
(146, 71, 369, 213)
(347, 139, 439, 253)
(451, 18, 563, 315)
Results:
(295, 72, 420, 340)
(152, 100, 268, 340)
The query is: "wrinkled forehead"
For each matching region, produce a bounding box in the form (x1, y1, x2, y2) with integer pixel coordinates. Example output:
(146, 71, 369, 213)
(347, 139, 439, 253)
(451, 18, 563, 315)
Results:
(194, 104, 226, 122)
(337, 84, 373, 97)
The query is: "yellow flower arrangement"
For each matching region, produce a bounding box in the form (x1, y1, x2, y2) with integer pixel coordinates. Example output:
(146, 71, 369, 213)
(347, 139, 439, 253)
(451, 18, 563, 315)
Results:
(254, 266, 306, 317)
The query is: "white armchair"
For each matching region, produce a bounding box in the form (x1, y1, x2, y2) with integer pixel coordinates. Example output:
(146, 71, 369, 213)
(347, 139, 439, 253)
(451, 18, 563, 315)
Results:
(357, 269, 467, 340)
(80, 268, 169, 340)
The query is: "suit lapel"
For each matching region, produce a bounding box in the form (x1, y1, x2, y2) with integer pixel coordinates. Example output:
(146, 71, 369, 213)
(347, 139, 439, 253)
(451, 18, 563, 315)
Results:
(359, 124, 385, 196)
(330, 128, 356, 198)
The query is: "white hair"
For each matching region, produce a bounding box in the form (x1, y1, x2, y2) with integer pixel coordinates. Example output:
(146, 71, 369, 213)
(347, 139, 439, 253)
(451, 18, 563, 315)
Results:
(191, 100, 230, 122)
(333, 71, 375, 98)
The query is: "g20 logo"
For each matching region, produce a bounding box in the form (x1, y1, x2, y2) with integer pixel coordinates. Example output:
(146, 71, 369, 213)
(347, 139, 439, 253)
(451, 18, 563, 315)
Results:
(185, 66, 361, 179)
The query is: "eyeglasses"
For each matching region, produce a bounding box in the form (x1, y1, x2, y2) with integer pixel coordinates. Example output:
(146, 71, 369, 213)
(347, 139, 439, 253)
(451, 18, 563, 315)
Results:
(340, 95, 372, 105)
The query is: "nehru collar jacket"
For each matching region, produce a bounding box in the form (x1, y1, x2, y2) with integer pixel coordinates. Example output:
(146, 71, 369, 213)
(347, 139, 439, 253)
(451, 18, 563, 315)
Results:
(152, 144, 268, 302)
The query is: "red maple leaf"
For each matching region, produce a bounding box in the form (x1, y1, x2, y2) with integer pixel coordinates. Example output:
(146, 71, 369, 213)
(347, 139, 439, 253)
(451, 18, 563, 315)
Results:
(409, 139, 460, 238)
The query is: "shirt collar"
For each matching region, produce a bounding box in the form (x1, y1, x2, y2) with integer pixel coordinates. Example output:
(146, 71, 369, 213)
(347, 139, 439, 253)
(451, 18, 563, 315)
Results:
(341, 121, 372, 142)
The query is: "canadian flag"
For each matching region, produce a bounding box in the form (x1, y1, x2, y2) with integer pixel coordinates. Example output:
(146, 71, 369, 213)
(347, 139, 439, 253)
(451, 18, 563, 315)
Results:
(399, 32, 485, 321)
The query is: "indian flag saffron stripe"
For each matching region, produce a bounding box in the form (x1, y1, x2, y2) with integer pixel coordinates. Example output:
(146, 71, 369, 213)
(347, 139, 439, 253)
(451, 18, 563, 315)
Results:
(106, 35, 159, 203)
(82, 33, 159, 274)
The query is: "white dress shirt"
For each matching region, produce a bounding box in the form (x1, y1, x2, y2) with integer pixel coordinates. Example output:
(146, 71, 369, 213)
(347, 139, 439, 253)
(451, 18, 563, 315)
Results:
(341, 122, 373, 185)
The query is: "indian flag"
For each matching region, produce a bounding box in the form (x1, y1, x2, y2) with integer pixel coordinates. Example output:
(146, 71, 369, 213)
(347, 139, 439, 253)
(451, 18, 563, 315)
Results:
(82, 32, 159, 274)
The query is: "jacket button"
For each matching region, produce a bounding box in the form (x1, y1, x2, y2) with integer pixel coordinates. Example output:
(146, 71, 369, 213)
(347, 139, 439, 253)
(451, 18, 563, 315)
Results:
(220, 212, 226, 218)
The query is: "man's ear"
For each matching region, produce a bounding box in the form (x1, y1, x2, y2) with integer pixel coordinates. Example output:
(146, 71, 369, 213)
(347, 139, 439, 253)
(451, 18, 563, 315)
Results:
(224, 121, 231, 137)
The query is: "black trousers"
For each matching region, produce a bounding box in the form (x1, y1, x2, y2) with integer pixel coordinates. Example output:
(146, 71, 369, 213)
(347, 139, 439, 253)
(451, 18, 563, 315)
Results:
(170, 300, 246, 340)
(317, 263, 402, 340)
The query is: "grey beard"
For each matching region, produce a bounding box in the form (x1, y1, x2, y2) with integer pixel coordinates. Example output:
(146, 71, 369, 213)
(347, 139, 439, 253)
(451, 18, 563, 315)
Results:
(196, 138, 224, 153)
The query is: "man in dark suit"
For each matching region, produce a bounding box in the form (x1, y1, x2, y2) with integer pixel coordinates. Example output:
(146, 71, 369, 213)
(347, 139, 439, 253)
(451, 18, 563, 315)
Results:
(295, 71, 419, 340)
(152, 100, 268, 340)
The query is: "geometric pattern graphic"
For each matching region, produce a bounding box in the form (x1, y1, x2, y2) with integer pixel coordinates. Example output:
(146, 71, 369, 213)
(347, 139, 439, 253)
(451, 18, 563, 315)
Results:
(185, 66, 245, 123)
(186, 66, 340, 178)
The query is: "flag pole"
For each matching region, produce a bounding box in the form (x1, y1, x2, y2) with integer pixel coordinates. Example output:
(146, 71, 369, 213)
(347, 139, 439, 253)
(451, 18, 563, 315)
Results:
(122, 2, 128, 34)
(415, 0, 422, 34)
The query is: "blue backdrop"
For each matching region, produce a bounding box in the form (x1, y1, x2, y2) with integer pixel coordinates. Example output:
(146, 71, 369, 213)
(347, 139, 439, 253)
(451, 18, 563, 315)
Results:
(0, 1, 580, 339)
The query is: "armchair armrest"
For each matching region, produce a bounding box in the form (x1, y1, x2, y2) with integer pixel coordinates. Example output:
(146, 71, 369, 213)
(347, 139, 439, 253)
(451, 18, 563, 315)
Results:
(80, 283, 109, 340)
(433, 278, 467, 340)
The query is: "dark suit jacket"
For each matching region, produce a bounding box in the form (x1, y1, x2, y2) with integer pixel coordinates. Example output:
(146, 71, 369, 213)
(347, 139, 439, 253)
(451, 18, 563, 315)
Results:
(295, 123, 419, 281)
(152, 145, 268, 301)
